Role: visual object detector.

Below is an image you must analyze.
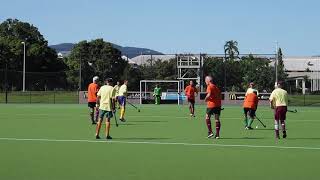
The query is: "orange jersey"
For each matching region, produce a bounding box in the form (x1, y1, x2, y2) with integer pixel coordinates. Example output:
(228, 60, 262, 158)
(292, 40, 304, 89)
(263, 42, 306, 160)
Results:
(185, 85, 198, 99)
(243, 93, 259, 109)
(206, 83, 222, 108)
(87, 83, 99, 102)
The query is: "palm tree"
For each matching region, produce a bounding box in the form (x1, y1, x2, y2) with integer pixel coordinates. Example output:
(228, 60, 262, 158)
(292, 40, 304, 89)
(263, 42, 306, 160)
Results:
(223, 40, 239, 92)
(224, 40, 239, 60)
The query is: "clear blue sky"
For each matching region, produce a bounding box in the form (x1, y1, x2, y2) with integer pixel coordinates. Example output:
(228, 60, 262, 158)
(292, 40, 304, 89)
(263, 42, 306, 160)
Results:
(1, 0, 319, 56)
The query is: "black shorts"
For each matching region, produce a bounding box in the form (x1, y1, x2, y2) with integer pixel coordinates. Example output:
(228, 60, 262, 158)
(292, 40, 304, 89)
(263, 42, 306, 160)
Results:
(243, 108, 256, 118)
(206, 107, 221, 116)
(187, 98, 195, 104)
(88, 102, 96, 108)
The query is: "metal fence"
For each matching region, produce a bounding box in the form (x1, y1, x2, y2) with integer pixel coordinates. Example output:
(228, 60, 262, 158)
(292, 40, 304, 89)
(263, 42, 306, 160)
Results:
(0, 91, 78, 104)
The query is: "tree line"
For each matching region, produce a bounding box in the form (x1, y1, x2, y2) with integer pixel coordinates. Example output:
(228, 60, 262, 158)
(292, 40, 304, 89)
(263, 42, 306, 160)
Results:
(0, 19, 286, 92)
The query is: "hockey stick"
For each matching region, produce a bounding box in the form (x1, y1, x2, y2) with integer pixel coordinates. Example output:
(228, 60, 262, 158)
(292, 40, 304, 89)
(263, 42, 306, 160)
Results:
(127, 101, 141, 112)
(254, 116, 267, 128)
(288, 109, 298, 113)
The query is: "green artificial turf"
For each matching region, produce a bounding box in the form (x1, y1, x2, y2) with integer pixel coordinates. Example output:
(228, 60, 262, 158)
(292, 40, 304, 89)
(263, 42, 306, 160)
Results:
(0, 104, 319, 180)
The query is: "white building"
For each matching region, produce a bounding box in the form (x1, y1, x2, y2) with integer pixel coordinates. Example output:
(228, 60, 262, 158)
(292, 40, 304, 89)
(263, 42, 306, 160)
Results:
(283, 56, 320, 93)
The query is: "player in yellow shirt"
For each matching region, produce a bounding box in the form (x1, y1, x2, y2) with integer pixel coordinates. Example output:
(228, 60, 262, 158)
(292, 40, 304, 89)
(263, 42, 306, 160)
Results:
(118, 80, 128, 122)
(95, 78, 116, 140)
(113, 81, 121, 109)
(269, 81, 289, 139)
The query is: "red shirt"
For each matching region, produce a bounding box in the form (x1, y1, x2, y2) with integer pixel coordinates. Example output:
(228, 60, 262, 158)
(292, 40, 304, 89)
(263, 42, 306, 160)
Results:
(206, 83, 221, 108)
(87, 83, 99, 102)
(185, 85, 198, 99)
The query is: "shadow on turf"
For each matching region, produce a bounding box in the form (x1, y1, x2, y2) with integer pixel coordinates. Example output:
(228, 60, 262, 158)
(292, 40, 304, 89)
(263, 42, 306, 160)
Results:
(129, 120, 167, 123)
(287, 137, 320, 140)
(221, 137, 265, 140)
(252, 128, 275, 131)
(114, 137, 171, 140)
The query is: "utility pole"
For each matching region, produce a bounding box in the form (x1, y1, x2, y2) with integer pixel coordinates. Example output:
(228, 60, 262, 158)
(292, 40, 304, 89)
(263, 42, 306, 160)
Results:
(21, 41, 26, 92)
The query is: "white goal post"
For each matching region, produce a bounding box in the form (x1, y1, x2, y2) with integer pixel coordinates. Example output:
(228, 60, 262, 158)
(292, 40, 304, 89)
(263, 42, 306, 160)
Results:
(139, 80, 185, 105)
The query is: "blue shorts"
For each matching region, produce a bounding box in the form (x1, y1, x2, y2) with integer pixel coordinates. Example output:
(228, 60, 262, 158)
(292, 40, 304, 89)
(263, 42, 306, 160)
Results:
(118, 96, 126, 106)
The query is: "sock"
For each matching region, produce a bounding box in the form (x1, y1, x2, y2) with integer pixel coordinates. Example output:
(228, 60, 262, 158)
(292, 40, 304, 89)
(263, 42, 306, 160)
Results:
(206, 118, 212, 134)
(243, 117, 248, 127)
(274, 120, 280, 138)
(280, 120, 286, 131)
(120, 107, 125, 119)
(215, 121, 221, 137)
(247, 118, 254, 127)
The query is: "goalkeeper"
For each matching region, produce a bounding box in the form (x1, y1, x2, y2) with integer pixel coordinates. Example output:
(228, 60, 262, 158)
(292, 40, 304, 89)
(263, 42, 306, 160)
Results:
(153, 84, 162, 105)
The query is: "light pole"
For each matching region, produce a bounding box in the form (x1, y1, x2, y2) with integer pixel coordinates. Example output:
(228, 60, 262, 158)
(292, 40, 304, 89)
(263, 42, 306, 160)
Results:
(21, 41, 26, 92)
(275, 41, 279, 85)
(79, 54, 82, 91)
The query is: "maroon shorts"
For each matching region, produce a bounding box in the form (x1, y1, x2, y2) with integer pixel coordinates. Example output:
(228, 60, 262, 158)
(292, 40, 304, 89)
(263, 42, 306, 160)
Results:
(187, 98, 195, 104)
(275, 106, 287, 120)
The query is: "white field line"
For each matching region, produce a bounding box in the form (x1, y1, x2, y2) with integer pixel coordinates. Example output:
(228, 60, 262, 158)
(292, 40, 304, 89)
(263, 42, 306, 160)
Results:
(0, 137, 320, 151)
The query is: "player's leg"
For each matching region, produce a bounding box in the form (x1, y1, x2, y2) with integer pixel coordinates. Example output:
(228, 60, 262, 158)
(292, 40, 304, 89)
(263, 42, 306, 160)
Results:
(119, 96, 126, 122)
(214, 107, 221, 138)
(191, 100, 195, 117)
(243, 108, 249, 128)
(247, 109, 255, 129)
(205, 108, 214, 138)
(105, 111, 113, 139)
(188, 99, 193, 116)
(95, 110, 105, 139)
(88, 102, 95, 124)
(280, 107, 287, 138)
(274, 107, 280, 139)
(155, 95, 160, 105)
(94, 107, 99, 122)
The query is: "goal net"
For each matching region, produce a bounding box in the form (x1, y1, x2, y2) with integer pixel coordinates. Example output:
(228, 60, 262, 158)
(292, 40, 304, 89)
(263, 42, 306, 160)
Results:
(139, 80, 185, 105)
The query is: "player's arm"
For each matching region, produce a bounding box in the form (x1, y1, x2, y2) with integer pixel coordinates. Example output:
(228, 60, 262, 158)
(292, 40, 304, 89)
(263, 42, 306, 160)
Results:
(204, 90, 211, 102)
(269, 92, 275, 109)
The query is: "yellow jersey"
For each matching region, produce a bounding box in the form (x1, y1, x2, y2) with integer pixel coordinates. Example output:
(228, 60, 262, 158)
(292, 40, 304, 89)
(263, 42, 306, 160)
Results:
(118, 84, 127, 97)
(269, 88, 288, 107)
(97, 85, 115, 111)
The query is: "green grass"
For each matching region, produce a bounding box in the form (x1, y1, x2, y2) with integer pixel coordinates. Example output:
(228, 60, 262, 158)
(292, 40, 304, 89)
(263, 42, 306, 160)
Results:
(289, 94, 320, 106)
(0, 104, 320, 180)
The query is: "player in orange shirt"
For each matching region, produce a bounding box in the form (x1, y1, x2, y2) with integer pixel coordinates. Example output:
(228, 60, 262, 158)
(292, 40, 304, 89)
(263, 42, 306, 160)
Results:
(204, 76, 222, 139)
(87, 76, 100, 124)
(243, 91, 259, 130)
(185, 80, 198, 117)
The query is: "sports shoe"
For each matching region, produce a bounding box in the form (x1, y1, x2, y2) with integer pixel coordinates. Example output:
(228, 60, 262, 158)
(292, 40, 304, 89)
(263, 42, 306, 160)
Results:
(247, 126, 254, 130)
(283, 131, 287, 138)
(95, 135, 101, 139)
(92, 121, 97, 125)
(106, 135, 113, 140)
(215, 136, 220, 139)
(207, 133, 214, 138)
(119, 118, 126, 122)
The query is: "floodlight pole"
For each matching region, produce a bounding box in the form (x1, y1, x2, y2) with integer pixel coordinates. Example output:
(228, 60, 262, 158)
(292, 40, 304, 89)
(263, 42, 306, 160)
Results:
(21, 42, 26, 92)
(275, 41, 279, 84)
(79, 54, 82, 91)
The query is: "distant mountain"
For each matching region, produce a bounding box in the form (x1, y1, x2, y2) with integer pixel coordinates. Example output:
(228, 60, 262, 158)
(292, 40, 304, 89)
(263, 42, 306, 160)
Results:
(50, 43, 163, 58)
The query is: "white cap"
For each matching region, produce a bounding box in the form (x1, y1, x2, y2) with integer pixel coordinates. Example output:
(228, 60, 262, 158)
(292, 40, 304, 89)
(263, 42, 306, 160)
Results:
(93, 76, 99, 82)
